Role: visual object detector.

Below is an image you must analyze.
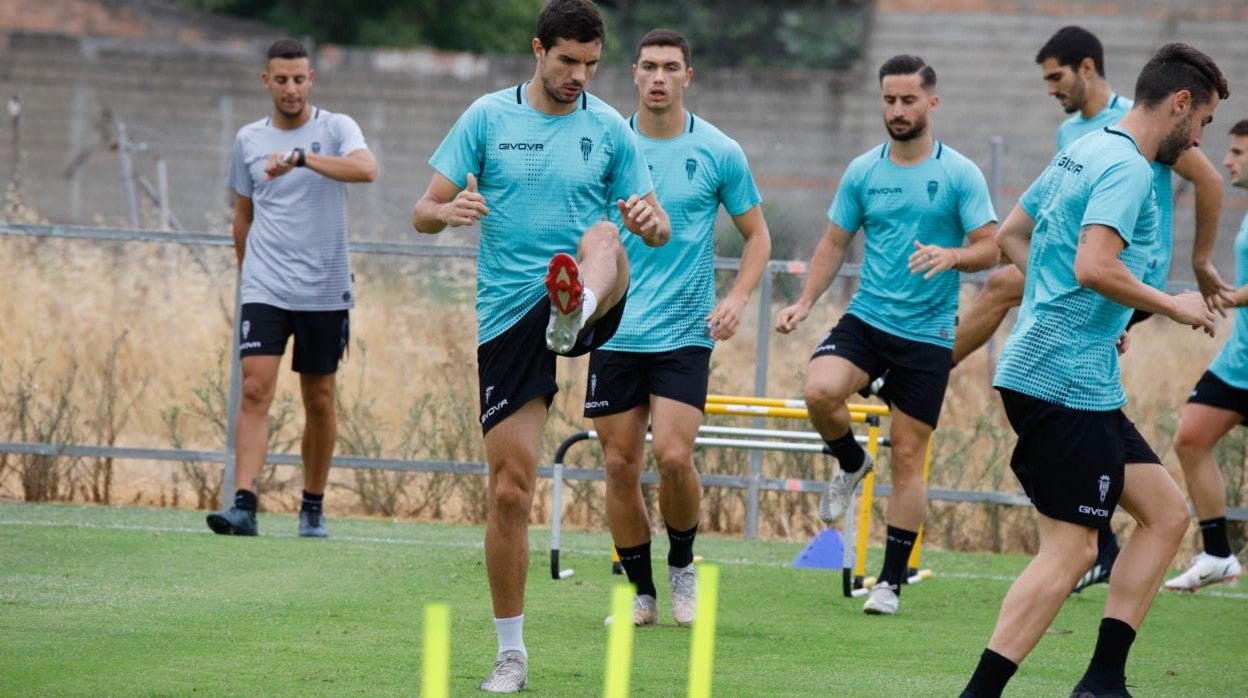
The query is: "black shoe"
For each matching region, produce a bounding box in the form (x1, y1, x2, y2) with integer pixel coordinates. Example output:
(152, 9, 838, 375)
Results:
(299, 510, 327, 538)
(1070, 682, 1133, 698)
(1071, 554, 1116, 594)
(206, 506, 257, 536)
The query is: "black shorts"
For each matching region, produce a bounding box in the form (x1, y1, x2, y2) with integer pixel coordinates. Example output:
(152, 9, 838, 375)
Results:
(1186, 370, 1248, 425)
(477, 293, 628, 434)
(811, 312, 952, 428)
(583, 346, 712, 418)
(998, 388, 1159, 528)
(238, 303, 349, 375)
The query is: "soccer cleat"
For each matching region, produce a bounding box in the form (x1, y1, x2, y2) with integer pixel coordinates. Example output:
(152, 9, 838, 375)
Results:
(1071, 558, 1114, 594)
(1070, 679, 1134, 697)
(669, 564, 697, 627)
(1163, 552, 1242, 592)
(544, 252, 586, 354)
(604, 594, 659, 627)
(206, 506, 257, 536)
(857, 371, 889, 401)
(819, 451, 873, 523)
(479, 650, 528, 693)
(862, 581, 899, 615)
(298, 510, 328, 538)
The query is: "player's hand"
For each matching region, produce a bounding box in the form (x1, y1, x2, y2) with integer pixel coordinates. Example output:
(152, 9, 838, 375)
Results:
(908, 241, 959, 280)
(706, 295, 747, 341)
(440, 173, 490, 227)
(1194, 259, 1235, 317)
(264, 151, 297, 180)
(774, 302, 810, 334)
(1115, 331, 1130, 356)
(1167, 291, 1216, 336)
(616, 195, 660, 242)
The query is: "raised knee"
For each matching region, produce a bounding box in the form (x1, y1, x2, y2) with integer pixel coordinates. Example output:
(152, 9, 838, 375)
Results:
(984, 266, 1023, 303)
(1171, 428, 1208, 463)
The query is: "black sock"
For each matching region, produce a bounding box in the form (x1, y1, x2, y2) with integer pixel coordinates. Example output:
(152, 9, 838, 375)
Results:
(616, 541, 657, 599)
(1200, 517, 1233, 558)
(878, 526, 918, 591)
(1096, 524, 1120, 561)
(666, 523, 697, 568)
(301, 490, 324, 513)
(234, 489, 258, 512)
(1077, 617, 1136, 692)
(960, 648, 1017, 697)
(825, 430, 865, 473)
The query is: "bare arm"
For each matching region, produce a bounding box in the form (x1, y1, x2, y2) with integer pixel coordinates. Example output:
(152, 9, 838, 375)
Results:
(1074, 224, 1214, 334)
(232, 193, 254, 268)
(995, 204, 1036, 277)
(616, 192, 671, 247)
(774, 223, 853, 333)
(707, 205, 773, 341)
(411, 172, 489, 235)
(1172, 147, 1232, 310)
(265, 148, 377, 183)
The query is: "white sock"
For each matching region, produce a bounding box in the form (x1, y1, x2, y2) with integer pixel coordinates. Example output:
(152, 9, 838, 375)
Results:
(494, 614, 526, 657)
(580, 287, 598, 321)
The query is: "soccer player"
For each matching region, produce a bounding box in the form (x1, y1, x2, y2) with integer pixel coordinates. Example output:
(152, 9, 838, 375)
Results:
(955, 25, 1228, 595)
(411, 1, 669, 692)
(588, 29, 771, 628)
(207, 39, 377, 538)
(961, 43, 1225, 698)
(1165, 119, 1248, 592)
(775, 55, 999, 616)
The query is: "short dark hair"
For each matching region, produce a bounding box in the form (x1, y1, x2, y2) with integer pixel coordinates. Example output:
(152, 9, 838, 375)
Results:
(266, 38, 308, 62)
(1035, 26, 1104, 76)
(1134, 43, 1229, 109)
(1229, 119, 1248, 137)
(636, 29, 690, 67)
(536, 0, 605, 50)
(878, 55, 936, 90)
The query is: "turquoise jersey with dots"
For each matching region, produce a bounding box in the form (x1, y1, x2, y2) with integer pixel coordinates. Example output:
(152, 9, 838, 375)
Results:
(428, 83, 654, 345)
(829, 141, 997, 348)
(1209, 215, 1248, 389)
(994, 127, 1160, 410)
(1057, 94, 1174, 291)
(600, 111, 762, 353)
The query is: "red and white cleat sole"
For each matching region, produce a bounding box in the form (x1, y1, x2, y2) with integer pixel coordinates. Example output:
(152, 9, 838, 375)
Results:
(545, 253, 585, 353)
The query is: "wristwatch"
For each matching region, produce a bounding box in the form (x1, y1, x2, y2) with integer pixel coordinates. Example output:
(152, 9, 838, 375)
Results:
(292, 147, 306, 167)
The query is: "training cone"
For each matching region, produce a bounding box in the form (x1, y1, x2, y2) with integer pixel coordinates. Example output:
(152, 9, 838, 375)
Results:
(791, 529, 844, 570)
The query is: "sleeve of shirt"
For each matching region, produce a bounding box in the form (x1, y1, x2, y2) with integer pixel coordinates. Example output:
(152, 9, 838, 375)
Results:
(227, 134, 253, 199)
(607, 121, 654, 203)
(428, 99, 487, 189)
(955, 159, 998, 233)
(717, 140, 762, 217)
(1082, 158, 1152, 246)
(1018, 167, 1047, 218)
(827, 159, 864, 234)
(331, 114, 368, 156)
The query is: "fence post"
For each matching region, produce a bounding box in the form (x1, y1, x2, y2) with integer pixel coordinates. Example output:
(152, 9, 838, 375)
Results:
(986, 135, 1005, 373)
(115, 118, 140, 229)
(744, 268, 774, 539)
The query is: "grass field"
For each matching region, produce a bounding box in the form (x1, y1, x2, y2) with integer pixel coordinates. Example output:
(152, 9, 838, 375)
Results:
(2, 503, 1246, 696)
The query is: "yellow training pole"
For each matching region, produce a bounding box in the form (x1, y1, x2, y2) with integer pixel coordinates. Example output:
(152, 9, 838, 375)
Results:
(421, 603, 450, 698)
(853, 421, 881, 582)
(706, 394, 892, 418)
(604, 584, 636, 698)
(687, 564, 721, 698)
(704, 403, 874, 423)
(907, 436, 935, 571)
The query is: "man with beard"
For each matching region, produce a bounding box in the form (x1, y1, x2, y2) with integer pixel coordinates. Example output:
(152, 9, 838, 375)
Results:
(411, 0, 669, 692)
(207, 38, 376, 539)
(775, 55, 999, 615)
(961, 43, 1225, 697)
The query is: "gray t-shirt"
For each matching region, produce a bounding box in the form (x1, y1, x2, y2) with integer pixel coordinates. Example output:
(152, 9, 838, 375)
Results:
(228, 107, 368, 311)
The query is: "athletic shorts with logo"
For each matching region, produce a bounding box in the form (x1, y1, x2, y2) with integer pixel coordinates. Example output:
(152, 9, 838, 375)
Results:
(998, 388, 1159, 528)
(811, 312, 951, 428)
(238, 303, 349, 375)
(583, 347, 712, 418)
(1187, 370, 1248, 425)
(478, 292, 628, 434)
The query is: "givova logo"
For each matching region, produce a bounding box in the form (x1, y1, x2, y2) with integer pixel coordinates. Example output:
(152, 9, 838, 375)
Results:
(866, 187, 903, 196)
(499, 142, 544, 151)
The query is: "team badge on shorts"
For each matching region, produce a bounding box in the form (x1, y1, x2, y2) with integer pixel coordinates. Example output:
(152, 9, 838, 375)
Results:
(1098, 474, 1110, 503)
(242, 320, 251, 340)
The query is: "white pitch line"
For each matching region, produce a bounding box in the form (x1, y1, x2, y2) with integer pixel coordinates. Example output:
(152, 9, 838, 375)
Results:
(3, 518, 1246, 600)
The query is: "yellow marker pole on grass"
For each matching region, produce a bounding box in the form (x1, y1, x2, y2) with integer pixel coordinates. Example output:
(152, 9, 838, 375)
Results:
(687, 563, 721, 698)
(604, 584, 636, 698)
(421, 603, 450, 698)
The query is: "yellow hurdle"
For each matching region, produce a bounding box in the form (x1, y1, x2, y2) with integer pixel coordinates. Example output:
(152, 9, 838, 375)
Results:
(704, 403, 875, 423)
(706, 394, 891, 417)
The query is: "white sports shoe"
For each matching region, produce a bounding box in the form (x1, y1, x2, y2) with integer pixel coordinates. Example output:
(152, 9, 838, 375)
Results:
(819, 451, 873, 523)
(479, 650, 528, 693)
(862, 581, 899, 615)
(544, 252, 586, 354)
(669, 564, 697, 627)
(1163, 552, 1242, 592)
(604, 594, 659, 627)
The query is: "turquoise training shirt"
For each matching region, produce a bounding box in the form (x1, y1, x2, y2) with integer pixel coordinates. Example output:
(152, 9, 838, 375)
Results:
(1209, 214, 1248, 390)
(995, 127, 1160, 410)
(602, 111, 762, 353)
(828, 140, 997, 348)
(428, 83, 654, 345)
